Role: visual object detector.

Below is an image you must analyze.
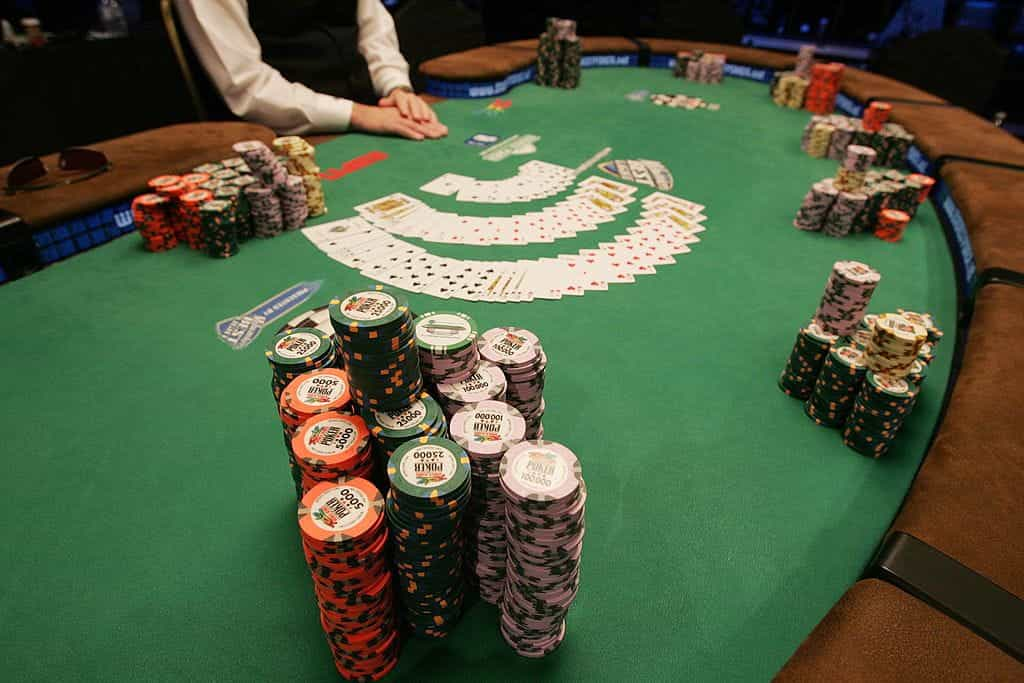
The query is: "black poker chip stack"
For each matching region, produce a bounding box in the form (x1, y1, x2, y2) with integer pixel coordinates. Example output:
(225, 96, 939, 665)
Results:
(536, 18, 581, 89)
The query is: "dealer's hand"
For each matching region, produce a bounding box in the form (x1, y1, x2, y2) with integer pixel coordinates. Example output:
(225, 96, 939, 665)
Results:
(379, 87, 443, 126)
(350, 103, 447, 141)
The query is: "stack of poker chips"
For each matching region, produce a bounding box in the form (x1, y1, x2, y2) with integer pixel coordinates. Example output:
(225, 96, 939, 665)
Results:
(273, 135, 327, 217)
(813, 260, 881, 337)
(213, 184, 253, 242)
(198, 198, 240, 257)
(862, 101, 892, 132)
(536, 18, 581, 89)
(499, 440, 586, 658)
(874, 209, 911, 242)
(330, 286, 423, 412)
(794, 44, 816, 78)
(800, 114, 914, 167)
(842, 372, 920, 458)
(179, 189, 213, 249)
(414, 311, 481, 385)
(864, 313, 927, 378)
(804, 62, 843, 114)
(435, 361, 508, 420)
(449, 400, 526, 604)
(676, 51, 727, 84)
(280, 175, 309, 231)
(478, 327, 546, 439)
(804, 344, 868, 427)
(278, 368, 353, 481)
(291, 411, 375, 494)
(244, 184, 284, 238)
(152, 176, 191, 243)
(266, 327, 338, 402)
(835, 145, 876, 192)
(131, 194, 177, 252)
(297, 478, 400, 681)
(898, 309, 943, 348)
(822, 190, 867, 238)
(771, 72, 809, 108)
(233, 140, 288, 189)
(803, 121, 835, 157)
(794, 179, 838, 231)
(385, 437, 471, 638)
(363, 392, 448, 487)
(779, 321, 837, 399)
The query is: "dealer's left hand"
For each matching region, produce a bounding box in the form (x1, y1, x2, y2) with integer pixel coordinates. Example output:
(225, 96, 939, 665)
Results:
(380, 88, 447, 135)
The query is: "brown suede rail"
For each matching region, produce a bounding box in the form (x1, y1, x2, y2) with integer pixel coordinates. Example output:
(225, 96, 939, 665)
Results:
(940, 162, 1024, 274)
(889, 284, 1024, 599)
(642, 38, 796, 70)
(840, 68, 947, 105)
(0, 122, 276, 229)
(890, 105, 1024, 166)
(774, 579, 1023, 681)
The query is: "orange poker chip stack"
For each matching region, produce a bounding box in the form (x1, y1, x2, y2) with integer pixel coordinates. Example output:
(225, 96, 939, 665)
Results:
(874, 209, 911, 242)
(804, 63, 844, 114)
(178, 189, 213, 249)
(131, 193, 177, 252)
(298, 478, 400, 681)
(179, 172, 211, 189)
(291, 411, 376, 494)
(151, 176, 189, 241)
(861, 101, 892, 132)
(907, 173, 936, 203)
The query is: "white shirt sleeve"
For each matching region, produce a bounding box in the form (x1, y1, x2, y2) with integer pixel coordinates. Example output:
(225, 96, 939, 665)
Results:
(356, 0, 412, 97)
(175, 0, 412, 134)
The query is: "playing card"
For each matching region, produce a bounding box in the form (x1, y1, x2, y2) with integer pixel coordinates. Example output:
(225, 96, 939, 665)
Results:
(354, 193, 423, 223)
(578, 175, 637, 195)
(642, 191, 705, 214)
(420, 173, 472, 196)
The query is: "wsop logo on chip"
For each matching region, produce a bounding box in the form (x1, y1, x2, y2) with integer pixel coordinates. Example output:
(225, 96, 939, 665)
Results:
(276, 332, 319, 358)
(306, 418, 357, 453)
(492, 331, 528, 357)
(472, 409, 505, 442)
(310, 485, 367, 530)
(514, 448, 566, 491)
(401, 445, 456, 486)
(342, 291, 397, 321)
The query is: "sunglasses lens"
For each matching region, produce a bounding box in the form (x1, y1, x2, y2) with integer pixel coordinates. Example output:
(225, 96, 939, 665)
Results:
(60, 148, 107, 171)
(7, 157, 46, 188)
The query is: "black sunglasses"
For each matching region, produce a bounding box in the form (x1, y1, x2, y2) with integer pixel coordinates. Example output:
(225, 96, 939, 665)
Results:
(5, 148, 112, 194)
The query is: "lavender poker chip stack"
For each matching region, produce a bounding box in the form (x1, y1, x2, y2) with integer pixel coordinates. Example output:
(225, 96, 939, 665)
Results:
(822, 190, 867, 238)
(813, 260, 882, 337)
(414, 312, 481, 386)
(499, 440, 586, 658)
(243, 184, 283, 237)
(232, 140, 288, 190)
(794, 179, 839, 231)
(279, 175, 309, 231)
(449, 400, 526, 603)
(477, 327, 546, 440)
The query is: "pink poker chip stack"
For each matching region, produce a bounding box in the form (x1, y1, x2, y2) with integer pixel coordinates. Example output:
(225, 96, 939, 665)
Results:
(498, 440, 585, 658)
(449, 400, 526, 603)
(812, 260, 882, 337)
(478, 327, 546, 439)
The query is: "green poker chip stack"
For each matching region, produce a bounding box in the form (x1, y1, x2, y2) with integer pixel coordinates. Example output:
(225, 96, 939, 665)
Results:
(842, 371, 919, 458)
(363, 392, 448, 487)
(535, 17, 580, 89)
(804, 344, 868, 427)
(385, 437, 471, 638)
(199, 199, 239, 258)
(265, 327, 337, 402)
(330, 285, 423, 413)
(778, 323, 837, 400)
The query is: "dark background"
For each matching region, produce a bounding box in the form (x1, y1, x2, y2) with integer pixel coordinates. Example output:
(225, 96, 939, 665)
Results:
(2, 0, 1022, 165)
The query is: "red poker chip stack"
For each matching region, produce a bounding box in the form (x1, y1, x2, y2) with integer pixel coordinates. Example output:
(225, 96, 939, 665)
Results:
(874, 209, 911, 243)
(290, 411, 376, 494)
(861, 101, 892, 132)
(178, 189, 213, 250)
(804, 63, 844, 114)
(131, 193, 177, 252)
(298, 478, 400, 681)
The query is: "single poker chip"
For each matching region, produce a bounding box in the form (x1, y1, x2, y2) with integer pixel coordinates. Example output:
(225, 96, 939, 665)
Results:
(267, 328, 334, 368)
(298, 478, 385, 545)
(478, 327, 542, 368)
(292, 412, 372, 469)
(436, 361, 507, 404)
(450, 400, 526, 456)
(414, 311, 477, 354)
(387, 437, 471, 501)
(330, 286, 408, 334)
(500, 440, 582, 505)
(364, 394, 441, 441)
(284, 369, 352, 415)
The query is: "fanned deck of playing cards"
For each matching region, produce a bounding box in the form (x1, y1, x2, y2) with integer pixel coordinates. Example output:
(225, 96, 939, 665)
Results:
(303, 189, 709, 303)
(419, 160, 575, 204)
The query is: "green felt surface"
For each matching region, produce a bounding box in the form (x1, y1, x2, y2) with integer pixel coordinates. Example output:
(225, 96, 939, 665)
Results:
(0, 68, 956, 681)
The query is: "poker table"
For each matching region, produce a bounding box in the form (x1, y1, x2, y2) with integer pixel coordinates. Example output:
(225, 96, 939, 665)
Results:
(1, 43, 1019, 681)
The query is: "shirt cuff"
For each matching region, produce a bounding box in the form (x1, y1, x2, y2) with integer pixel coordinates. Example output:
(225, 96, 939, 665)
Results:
(299, 93, 354, 133)
(374, 68, 413, 98)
